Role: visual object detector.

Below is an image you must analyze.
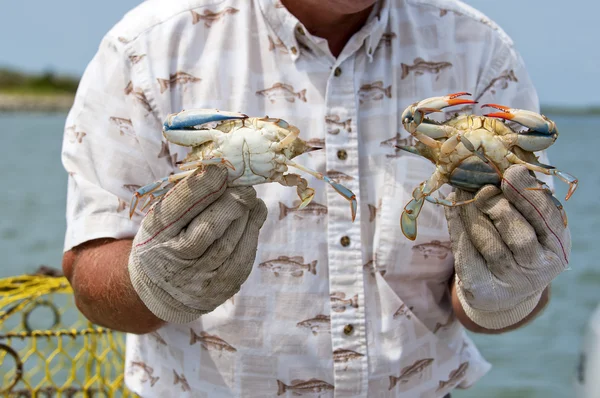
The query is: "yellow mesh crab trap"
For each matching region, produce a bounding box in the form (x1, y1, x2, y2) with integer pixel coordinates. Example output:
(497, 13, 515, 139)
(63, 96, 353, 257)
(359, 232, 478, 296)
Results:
(0, 266, 135, 397)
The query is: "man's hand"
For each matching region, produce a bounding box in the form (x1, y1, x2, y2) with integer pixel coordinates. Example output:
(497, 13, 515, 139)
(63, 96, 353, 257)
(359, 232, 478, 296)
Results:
(444, 165, 571, 330)
(128, 165, 268, 324)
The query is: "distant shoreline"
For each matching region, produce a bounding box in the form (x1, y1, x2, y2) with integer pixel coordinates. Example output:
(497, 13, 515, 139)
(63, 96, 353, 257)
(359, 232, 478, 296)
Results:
(0, 93, 74, 113)
(0, 92, 599, 116)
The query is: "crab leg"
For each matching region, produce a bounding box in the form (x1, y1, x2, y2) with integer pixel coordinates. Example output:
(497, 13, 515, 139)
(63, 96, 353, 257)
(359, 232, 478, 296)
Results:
(276, 173, 316, 208)
(129, 169, 197, 218)
(401, 167, 476, 240)
(505, 152, 578, 200)
(284, 160, 357, 222)
(524, 179, 569, 226)
(482, 104, 558, 152)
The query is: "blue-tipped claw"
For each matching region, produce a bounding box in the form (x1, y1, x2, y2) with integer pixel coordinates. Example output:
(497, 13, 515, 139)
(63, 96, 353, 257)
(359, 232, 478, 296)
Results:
(164, 109, 248, 130)
(324, 176, 357, 222)
(401, 198, 424, 241)
(129, 177, 169, 218)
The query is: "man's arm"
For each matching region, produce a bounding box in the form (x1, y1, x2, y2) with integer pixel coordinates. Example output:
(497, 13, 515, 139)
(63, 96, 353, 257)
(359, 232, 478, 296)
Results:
(63, 238, 165, 334)
(451, 278, 550, 334)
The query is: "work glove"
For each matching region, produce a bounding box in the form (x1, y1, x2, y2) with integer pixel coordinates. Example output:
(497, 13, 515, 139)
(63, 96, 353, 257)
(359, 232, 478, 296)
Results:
(128, 165, 268, 324)
(444, 165, 571, 329)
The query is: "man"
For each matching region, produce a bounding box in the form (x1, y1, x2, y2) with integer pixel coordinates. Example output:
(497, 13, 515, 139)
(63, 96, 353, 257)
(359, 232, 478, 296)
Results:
(61, 0, 571, 396)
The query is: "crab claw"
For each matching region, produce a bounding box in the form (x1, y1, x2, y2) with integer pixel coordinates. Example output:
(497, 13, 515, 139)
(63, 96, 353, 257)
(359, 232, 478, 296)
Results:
(164, 108, 248, 131)
(402, 92, 477, 134)
(481, 104, 557, 135)
(417, 92, 478, 112)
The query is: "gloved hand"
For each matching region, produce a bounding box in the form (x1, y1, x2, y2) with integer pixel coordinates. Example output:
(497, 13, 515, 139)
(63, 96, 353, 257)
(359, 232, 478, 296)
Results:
(128, 165, 268, 324)
(444, 165, 571, 329)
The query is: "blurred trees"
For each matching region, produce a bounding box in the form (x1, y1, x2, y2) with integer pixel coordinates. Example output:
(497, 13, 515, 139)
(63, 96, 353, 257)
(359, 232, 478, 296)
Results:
(0, 68, 79, 94)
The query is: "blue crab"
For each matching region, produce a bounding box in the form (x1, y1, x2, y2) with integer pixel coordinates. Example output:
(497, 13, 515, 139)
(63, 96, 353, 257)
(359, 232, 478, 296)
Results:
(129, 109, 357, 221)
(398, 92, 578, 241)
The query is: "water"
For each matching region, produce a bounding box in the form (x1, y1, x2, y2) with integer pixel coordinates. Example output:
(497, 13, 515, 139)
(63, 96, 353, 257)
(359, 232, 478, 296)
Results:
(0, 112, 598, 397)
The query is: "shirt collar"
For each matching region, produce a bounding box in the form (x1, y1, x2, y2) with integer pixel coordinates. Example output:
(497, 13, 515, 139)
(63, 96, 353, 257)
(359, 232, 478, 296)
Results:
(257, 0, 390, 63)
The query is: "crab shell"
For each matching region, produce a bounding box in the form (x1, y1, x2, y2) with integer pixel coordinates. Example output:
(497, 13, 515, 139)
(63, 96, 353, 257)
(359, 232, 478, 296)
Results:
(173, 117, 315, 186)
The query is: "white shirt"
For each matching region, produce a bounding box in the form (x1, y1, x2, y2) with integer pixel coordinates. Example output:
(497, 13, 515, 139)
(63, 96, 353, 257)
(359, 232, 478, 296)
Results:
(62, 0, 548, 396)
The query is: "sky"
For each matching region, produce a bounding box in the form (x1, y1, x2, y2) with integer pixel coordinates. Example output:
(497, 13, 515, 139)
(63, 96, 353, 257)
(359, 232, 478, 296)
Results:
(1, 0, 598, 107)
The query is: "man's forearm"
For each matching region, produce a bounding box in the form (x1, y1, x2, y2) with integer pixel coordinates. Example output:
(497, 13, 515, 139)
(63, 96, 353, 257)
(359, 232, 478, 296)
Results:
(451, 278, 550, 334)
(63, 238, 166, 334)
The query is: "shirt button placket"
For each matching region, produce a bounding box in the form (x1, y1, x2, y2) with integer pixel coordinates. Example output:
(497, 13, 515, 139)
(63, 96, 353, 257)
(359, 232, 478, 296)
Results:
(325, 57, 368, 397)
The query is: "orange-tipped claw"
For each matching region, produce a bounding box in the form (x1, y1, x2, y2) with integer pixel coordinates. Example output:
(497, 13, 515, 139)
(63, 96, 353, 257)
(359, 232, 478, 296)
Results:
(446, 92, 478, 106)
(481, 103, 514, 119)
(415, 92, 477, 115)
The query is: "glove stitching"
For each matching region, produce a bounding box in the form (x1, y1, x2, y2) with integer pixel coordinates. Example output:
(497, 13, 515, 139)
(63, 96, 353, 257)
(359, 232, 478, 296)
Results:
(503, 177, 568, 265)
(135, 177, 228, 248)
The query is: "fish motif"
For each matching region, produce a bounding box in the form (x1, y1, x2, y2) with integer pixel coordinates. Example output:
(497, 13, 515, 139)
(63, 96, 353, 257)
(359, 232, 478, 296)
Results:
(268, 36, 288, 53)
(189, 328, 237, 353)
(400, 57, 453, 80)
(128, 54, 146, 64)
(433, 312, 455, 334)
(276, 378, 334, 396)
(157, 72, 201, 94)
(388, 358, 435, 390)
(65, 125, 86, 144)
(258, 255, 317, 277)
(128, 361, 159, 387)
(393, 303, 414, 320)
(123, 184, 142, 193)
(363, 259, 386, 277)
(380, 133, 417, 158)
(324, 115, 352, 134)
(333, 348, 364, 363)
(190, 7, 239, 27)
(173, 370, 191, 392)
(306, 138, 325, 149)
(109, 116, 134, 137)
(297, 314, 331, 336)
(117, 198, 128, 213)
(330, 292, 359, 313)
(436, 362, 469, 392)
(256, 82, 307, 103)
(124, 81, 153, 112)
(475, 69, 518, 100)
(150, 331, 167, 345)
(412, 240, 452, 260)
(279, 201, 327, 220)
(326, 170, 353, 181)
(158, 141, 171, 158)
(358, 81, 392, 104)
(374, 32, 396, 54)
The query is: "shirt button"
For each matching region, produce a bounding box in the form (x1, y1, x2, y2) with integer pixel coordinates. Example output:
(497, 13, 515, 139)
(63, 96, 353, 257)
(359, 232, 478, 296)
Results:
(290, 46, 298, 55)
(296, 26, 305, 36)
(334, 67, 342, 77)
(337, 149, 347, 160)
(340, 236, 350, 247)
(343, 324, 354, 335)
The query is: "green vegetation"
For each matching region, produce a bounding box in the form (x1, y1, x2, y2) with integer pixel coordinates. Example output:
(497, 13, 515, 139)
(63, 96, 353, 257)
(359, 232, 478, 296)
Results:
(0, 67, 79, 95)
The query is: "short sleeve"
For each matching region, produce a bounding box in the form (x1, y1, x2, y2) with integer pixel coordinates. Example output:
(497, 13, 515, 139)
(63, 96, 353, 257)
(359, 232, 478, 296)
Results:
(472, 38, 554, 189)
(61, 35, 163, 252)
